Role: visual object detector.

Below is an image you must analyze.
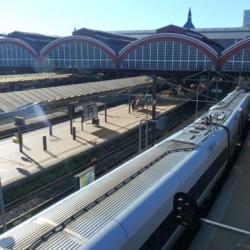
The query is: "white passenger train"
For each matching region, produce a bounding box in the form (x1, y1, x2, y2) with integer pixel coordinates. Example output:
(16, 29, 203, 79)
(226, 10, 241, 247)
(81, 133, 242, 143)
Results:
(0, 88, 249, 250)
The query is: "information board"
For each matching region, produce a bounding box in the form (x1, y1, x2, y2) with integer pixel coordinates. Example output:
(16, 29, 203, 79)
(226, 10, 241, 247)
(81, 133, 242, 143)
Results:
(75, 166, 95, 189)
(83, 106, 98, 121)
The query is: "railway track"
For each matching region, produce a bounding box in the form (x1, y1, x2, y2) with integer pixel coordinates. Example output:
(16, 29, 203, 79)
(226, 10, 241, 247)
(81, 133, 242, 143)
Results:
(1, 103, 207, 232)
(2, 132, 148, 230)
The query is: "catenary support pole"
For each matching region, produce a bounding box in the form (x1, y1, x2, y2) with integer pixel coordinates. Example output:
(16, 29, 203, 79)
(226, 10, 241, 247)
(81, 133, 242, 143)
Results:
(0, 178, 6, 232)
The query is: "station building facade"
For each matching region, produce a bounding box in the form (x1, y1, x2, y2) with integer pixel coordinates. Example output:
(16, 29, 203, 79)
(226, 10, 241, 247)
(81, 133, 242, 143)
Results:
(1, 10, 250, 73)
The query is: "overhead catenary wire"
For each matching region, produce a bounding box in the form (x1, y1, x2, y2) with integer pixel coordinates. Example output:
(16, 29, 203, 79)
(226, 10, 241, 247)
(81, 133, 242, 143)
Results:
(164, 80, 220, 102)
(164, 76, 245, 102)
(157, 96, 217, 104)
(111, 83, 217, 106)
(111, 76, 242, 109)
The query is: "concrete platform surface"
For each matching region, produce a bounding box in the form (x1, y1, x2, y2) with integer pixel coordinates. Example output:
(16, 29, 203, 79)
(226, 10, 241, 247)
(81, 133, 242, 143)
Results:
(0, 103, 176, 187)
(190, 129, 250, 250)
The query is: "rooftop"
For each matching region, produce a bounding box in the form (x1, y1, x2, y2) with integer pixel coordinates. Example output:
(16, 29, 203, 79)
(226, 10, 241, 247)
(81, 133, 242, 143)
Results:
(7, 31, 59, 53)
(72, 27, 136, 53)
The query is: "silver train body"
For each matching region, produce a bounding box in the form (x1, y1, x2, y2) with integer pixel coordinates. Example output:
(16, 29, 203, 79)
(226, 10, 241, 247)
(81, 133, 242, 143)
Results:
(0, 89, 249, 250)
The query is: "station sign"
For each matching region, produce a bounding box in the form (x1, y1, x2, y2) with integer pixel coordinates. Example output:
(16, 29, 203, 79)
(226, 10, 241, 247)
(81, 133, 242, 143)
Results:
(74, 166, 95, 189)
(83, 106, 98, 121)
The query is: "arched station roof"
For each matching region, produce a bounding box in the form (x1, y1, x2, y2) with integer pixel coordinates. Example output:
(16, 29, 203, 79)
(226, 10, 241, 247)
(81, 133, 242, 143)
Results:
(0, 38, 37, 57)
(118, 33, 220, 67)
(220, 37, 250, 67)
(40, 36, 117, 63)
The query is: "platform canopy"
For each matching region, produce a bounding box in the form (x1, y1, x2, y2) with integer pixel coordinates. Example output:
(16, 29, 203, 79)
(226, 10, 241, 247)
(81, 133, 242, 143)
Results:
(0, 76, 155, 112)
(0, 73, 71, 84)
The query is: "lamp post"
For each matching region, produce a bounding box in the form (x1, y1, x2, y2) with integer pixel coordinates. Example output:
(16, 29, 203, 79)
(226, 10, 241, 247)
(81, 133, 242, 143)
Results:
(211, 77, 223, 100)
(191, 83, 206, 121)
(0, 177, 6, 232)
(191, 84, 199, 121)
(139, 117, 165, 152)
(215, 78, 222, 100)
(151, 75, 157, 120)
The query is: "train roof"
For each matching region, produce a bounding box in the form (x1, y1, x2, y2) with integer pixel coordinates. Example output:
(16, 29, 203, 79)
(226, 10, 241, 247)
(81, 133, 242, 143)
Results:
(0, 140, 192, 249)
(173, 89, 249, 148)
(209, 89, 249, 112)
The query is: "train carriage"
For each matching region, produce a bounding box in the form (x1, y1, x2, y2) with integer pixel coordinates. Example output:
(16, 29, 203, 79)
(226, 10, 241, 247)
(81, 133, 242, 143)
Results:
(0, 88, 249, 250)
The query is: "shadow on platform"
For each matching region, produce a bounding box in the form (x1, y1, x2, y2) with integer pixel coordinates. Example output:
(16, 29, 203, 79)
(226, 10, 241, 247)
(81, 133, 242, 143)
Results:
(49, 135, 62, 142)
(91, 126, 120, 138)
(136, 109, 161, 117)
(157, 98, 178, 106)
(23, 144, 31, 151)
(106, 114, 120, 118)
(75, 136, 96, 145)
(106, 122, 130, 130)
(46, 150, 58, 158)
(16, 167, 31, 176)
(21, 152, 44, 170)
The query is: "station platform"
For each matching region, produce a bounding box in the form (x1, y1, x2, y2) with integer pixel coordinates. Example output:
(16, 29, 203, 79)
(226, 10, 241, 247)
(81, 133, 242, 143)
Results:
(0, 102, 176, 188)
(190, 128, 250, 250)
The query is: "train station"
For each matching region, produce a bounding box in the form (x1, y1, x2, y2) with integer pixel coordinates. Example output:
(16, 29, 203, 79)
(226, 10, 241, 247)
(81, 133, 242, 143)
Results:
(0, 10, 249, 74)
(0, 3, 249, 250)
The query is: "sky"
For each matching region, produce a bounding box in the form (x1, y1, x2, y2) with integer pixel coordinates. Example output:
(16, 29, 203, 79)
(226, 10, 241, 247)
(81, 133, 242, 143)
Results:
(0, 0, 250, 36)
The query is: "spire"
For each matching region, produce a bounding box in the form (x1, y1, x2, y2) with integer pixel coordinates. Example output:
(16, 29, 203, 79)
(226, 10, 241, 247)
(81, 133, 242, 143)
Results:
(183, 8, 195, 29)
(188, 8, 192, 20)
